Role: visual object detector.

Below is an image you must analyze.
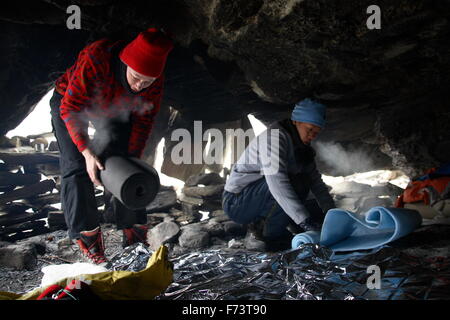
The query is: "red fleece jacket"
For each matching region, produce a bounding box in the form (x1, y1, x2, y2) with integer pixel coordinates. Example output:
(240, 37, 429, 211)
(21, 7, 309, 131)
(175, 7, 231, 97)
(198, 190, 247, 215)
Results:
(55, 39, 163, 158)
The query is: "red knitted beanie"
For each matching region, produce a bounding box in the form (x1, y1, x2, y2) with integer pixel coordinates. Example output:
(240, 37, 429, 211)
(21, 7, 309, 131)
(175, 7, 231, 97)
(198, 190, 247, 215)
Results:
(119, 28, 174, 77)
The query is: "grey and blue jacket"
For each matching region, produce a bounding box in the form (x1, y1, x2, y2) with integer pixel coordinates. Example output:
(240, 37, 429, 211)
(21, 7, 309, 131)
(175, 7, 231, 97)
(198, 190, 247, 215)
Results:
(224, 119, 335, 224)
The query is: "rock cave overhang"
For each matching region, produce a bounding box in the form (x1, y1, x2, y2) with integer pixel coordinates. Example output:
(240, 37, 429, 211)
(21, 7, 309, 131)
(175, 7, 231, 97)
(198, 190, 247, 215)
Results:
(1, 1, 450, 175)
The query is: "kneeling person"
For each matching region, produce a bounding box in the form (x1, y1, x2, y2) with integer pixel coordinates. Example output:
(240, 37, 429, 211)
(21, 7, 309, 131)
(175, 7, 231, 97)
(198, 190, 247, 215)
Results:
(222, 99, 335, 250)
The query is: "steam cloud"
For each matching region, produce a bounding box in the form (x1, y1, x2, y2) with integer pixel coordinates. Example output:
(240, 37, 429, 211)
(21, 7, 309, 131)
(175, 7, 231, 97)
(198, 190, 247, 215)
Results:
(82, 93, 155, 157)
(314, 141, 376, 176)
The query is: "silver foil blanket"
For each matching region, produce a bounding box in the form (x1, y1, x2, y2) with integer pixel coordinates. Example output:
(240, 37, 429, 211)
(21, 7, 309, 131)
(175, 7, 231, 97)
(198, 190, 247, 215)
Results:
(106, 242, 153, 272)
(108, 225, 450, 300)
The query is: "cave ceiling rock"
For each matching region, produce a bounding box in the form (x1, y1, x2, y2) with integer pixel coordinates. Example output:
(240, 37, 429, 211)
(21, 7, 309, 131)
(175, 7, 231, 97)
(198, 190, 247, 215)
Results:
(1, 0, 449, 177)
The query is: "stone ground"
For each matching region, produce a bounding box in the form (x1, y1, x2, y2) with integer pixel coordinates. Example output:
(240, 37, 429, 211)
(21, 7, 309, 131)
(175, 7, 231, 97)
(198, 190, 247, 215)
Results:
(0, 225, 124, 294)
(2, 216, 450, 297)
(1, 170, 448, 297)
(0, 220, 249, 295)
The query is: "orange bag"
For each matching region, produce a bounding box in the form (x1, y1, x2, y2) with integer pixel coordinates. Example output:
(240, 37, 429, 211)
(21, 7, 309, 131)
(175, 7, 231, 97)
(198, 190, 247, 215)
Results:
(396, 177, 450, 207)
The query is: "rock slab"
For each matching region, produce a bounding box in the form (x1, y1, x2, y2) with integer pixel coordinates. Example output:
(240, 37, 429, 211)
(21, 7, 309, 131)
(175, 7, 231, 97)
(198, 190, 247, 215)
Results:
(0, 243, 37, 270)
(148, 221, 180, 250)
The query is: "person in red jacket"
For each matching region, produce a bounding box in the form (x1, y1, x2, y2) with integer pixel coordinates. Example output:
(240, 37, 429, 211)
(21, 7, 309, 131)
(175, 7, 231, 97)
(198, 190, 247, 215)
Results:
(50, 28, 173, 264)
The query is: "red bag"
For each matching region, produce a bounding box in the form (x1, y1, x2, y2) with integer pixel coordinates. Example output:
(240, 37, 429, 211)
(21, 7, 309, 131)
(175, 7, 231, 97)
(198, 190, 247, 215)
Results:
(36, 279, 100, 300)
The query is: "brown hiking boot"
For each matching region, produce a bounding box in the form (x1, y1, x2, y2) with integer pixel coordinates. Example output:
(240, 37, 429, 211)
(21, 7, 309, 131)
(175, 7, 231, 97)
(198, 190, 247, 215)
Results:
(122, 224, 149, 248)
(76, 226, 107, 265)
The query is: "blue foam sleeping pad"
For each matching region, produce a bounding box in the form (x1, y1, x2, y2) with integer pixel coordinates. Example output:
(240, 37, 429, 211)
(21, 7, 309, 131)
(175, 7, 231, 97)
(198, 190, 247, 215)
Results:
(292, 206, 422, 252)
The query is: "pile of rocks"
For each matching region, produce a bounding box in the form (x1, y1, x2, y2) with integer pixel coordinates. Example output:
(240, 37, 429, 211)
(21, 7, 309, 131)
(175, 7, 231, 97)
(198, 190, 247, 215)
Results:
(179, 172, 225, 217)
(147, 208, 247, 256)
(143, 172, 249, 256)
(0, 133, 107, 242)
(0, 134, 62, 242)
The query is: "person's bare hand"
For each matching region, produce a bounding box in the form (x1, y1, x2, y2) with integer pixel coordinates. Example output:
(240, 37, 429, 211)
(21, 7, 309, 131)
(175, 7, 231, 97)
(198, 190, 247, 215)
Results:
(81, 148, 104, 186)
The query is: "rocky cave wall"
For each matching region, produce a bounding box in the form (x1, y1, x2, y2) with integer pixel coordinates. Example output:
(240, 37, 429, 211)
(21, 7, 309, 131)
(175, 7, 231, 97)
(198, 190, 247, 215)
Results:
(1, 0, 449, 178)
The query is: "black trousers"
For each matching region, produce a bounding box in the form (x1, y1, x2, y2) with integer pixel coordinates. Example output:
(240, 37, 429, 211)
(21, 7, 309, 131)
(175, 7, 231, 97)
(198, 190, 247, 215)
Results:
(50, 90, 147, 239)
(223, 177, 325, 240)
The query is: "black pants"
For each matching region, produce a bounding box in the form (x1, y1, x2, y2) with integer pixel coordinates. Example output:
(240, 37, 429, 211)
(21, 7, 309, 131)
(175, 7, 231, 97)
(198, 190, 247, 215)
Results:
(50, 90, 147, 239)
(223, 174, 326, 240)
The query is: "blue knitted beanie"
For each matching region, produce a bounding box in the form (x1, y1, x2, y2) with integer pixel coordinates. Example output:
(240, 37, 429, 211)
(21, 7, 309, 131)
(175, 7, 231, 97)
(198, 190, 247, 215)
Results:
(291, 98, 327, 128)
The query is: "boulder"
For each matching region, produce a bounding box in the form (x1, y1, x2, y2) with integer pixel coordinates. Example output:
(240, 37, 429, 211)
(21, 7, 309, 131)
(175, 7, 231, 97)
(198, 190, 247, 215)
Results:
(0, 243, 37, 270)
(169, 208, 202, 225)
(148, 221, 180, 250)
(183, 184, 224, 199)
(164, 215, 175, 223)
(178, 193, 203, 206)
(209, 216, 230, 226)
(146, 213, 166, 227)
(209, 210, 230, 223)
(180, 222, 205, 233)
(168, 244, 187, 257)
(200, 199, 223, 212)
(17, 236, 47, 255)
(180, 201, 200, 215)
(178, 203, 202, 224)
(146, 188, 178, 213)
(205, 219, 225, 237)
(178, 225, 210, 249)
(228, 238, 245, 249)
(210, 237, 228, 247)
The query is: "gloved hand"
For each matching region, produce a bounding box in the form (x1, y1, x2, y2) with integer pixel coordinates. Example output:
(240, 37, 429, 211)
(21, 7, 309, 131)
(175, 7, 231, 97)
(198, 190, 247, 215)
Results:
(298, 217, 322, 232)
